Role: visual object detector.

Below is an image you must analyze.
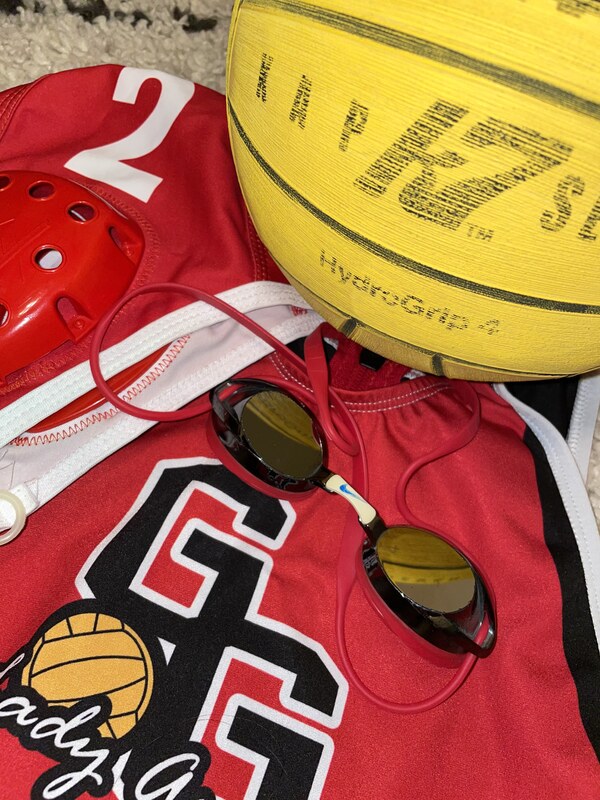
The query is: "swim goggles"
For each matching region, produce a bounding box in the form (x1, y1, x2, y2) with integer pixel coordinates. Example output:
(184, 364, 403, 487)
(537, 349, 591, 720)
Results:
(89, 283, 497, 713)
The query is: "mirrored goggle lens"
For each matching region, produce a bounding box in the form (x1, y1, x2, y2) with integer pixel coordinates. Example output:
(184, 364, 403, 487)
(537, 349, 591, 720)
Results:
(376, 526, 476, 614)
(240, 390, 323, 479)
(234, 387, 490, 646)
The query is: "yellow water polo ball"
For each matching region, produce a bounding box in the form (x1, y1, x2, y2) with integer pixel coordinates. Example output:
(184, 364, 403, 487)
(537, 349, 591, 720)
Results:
(21, 612, 154, 739)
(226, 0, 600, 381)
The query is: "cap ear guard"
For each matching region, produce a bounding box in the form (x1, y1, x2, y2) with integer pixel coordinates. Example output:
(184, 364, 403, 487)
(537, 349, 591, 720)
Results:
(0, 171, 144, 383)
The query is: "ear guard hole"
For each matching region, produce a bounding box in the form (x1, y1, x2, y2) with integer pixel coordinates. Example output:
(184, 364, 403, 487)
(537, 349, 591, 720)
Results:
(68, 202, 96, 222)
(29, 181, 55, 199)
(0, 175, 10, 190)
(35, 247, 63, 270)
(0, 304, 8, 326)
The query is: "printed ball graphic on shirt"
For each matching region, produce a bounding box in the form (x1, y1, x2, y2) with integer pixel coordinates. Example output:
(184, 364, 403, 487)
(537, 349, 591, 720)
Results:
(20, 612, 154, 739)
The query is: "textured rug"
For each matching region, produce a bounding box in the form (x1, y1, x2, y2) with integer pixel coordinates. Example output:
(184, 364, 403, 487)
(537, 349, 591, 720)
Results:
(1, 0, 600, 523)
(0, 0, 232, 92)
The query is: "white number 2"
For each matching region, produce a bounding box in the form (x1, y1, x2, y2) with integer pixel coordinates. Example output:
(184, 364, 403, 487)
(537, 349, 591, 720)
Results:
(65, 67, 195, 202)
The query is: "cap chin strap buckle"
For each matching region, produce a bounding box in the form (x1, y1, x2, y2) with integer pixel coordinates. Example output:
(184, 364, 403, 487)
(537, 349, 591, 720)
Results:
(0, 490, 27, 545)
(0, 171, 144, 384)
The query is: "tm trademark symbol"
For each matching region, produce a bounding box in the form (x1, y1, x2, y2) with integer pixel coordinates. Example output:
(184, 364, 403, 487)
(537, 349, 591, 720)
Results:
(467, 225, 494, 241)
(478, 319, 501, 335)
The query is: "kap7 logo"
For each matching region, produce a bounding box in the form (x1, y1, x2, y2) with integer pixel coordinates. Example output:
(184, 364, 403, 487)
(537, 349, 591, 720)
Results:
(256, 53, 600, 242)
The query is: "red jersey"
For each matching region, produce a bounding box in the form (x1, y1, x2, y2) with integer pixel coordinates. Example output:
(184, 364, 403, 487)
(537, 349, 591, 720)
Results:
(0, 65, 598, 800)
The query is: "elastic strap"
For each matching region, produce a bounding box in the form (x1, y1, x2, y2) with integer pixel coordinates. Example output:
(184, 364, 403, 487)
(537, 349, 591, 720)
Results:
(89, 282, 312, 422)
(396, 380, 481, 528)
(304, 325, 358, 456)
(329, 386, 480, 712)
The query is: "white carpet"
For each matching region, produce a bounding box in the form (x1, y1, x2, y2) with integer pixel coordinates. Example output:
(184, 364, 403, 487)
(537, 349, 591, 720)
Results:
(0, 0, 232, 93)
(1, 0, 599, 524)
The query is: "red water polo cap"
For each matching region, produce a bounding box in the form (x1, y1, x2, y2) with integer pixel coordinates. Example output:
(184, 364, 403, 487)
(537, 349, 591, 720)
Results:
(0, 171, 144, 381)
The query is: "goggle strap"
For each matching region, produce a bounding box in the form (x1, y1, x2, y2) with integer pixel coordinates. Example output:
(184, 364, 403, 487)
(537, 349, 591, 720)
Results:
(336, 507, 479, 713)
(396, 381, 482, 527)
(90, 282, 313, 422)
(304, 325, 358, 456)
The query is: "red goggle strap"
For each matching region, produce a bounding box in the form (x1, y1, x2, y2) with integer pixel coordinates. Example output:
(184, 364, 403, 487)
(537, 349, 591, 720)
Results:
(90, 281, 371, 497)
(335, 506, 480, 713)
(90, 282, 314, 422)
